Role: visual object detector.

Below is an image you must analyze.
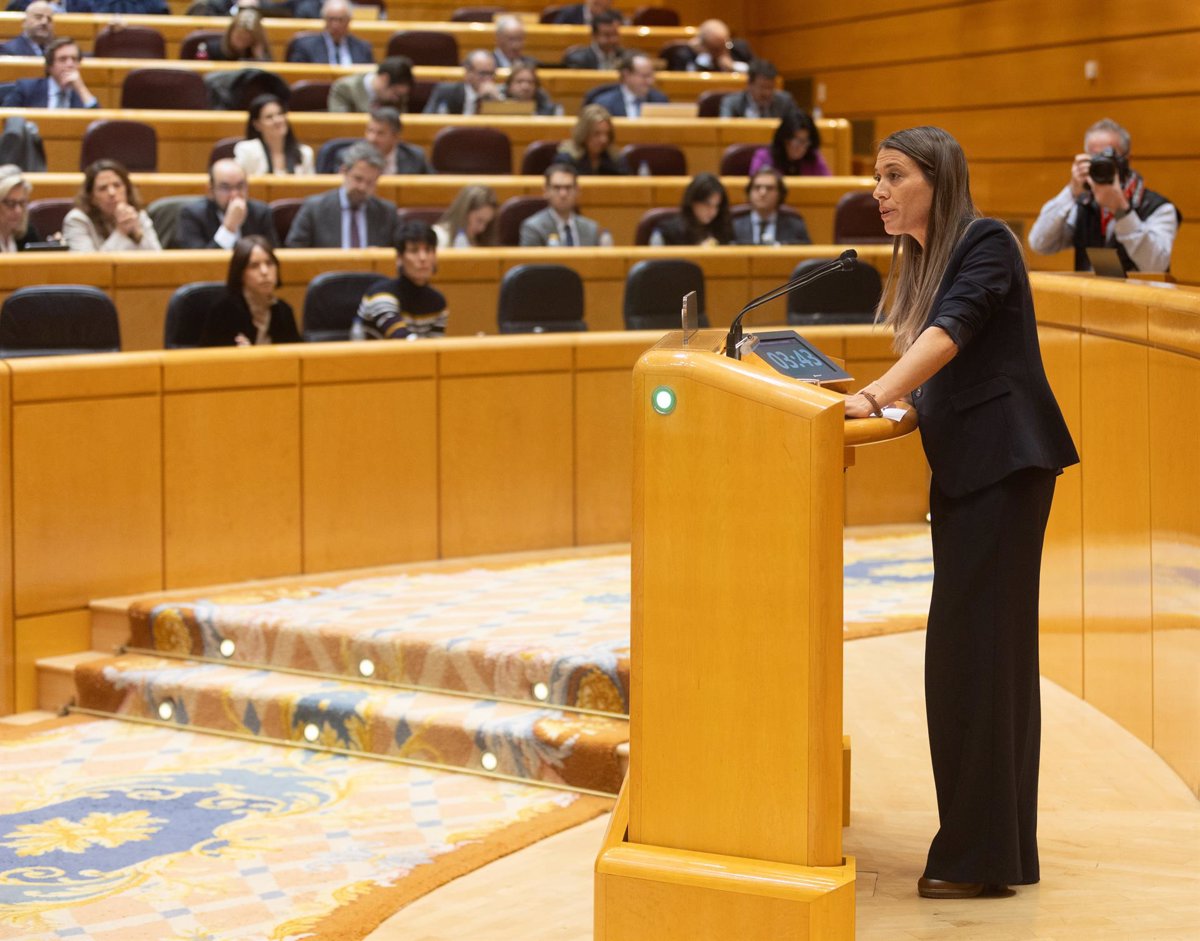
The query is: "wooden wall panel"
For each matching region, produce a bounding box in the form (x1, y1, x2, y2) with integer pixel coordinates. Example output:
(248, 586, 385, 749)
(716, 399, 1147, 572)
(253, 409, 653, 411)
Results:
(13, 611, 91, 714)
(0, 366, 11, 714)
(575, 369, 635, 545)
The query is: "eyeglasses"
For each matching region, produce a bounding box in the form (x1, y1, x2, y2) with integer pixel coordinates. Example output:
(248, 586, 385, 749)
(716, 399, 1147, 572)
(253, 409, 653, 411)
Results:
(214, 182, 248, 194)
(1, 198, 29, 210)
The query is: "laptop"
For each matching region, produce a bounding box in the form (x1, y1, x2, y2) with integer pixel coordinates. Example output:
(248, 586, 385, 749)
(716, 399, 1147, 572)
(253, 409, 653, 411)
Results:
(1085, 246, 1127, 279)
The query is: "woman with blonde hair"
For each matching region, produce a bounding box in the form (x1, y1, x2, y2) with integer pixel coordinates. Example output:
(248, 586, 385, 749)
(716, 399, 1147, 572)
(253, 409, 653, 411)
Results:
(0, 167, 41, 251)
(432, 185, 498, 248)
(62, 158, 161, 252)
(556, 104, 628, 176)
(844, 126, 1077, 900)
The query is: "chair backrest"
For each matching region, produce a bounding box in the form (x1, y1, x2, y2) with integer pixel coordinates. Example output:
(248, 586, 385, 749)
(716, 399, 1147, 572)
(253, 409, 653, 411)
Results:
(619, 143, 686, 176)
(283, 31, 320, 62)
(520, 139, 561, 176)
(696, 89, 726, 118)
(719, 142, 758, 176)
(148, 195, 198, 249)
(303, 271, 381, 342)
(450, 5, 502, 21)
(785, 258, 883, 325)
(386, 30, 459, 66)
(164, 281, 225, 348)
(658, 41, 693, 71)
(634, 207, 678, 245)
(208, 136, 241, 167)
(396, 206, 445, 229)
(498, 264, 586, 333)
(632, 6, 680, 25)
(407, 79, 435, 114)
(93, 25, 165, 59)
(622, 258, 707, 331)
(80, 120, 157, 172)
(27, 198, 72, 239)
(289, 79, 333, 112)
(179, 29, 224, 59)
(315, 136, 362, 174)
(121, 68, 209, 110)
(539, 4, 566, 23)
(497, 195, 548, 246)
(0, 285, 120, 356)
(269, 197, 306, 244)
(431, 126, 512, 174)
(581, 82, 619, 107)
(833, 191, 890, 244)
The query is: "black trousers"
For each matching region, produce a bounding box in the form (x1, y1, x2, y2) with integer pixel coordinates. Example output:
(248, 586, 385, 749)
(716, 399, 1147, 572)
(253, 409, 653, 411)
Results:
(923, 466, 1056, 885)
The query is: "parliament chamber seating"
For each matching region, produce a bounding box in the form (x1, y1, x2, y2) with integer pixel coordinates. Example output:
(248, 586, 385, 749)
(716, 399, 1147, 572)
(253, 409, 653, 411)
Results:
(497, 194, 548, 245)
(120, 66, 209, 109)
(497, 263, 587, 333)
(785, 257, 882, 326)
(621, 257, 706, 330)
(0, 285, 121, 357)
(449, 6, 505, 22)
(832, 190, 890, 244)
(431, 125, 513, 174)
(634, 207, 678, 245)
(92, 24, 167, 59)
(163, 280, 224, 348)
(520, 139, 561, 176)
(79, 119, 158, 172)
(619, 143, 687, 176)
(301, 270, 382, 342)
(386, 28, 461, 65)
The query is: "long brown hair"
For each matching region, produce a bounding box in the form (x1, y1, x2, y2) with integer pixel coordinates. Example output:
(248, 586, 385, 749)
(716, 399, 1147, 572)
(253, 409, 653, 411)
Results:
(76, 159, 141, 239)
(874, 126, 981, 351)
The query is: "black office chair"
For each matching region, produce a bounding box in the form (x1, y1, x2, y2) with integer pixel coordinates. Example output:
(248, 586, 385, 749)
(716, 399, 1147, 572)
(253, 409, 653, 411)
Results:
(0, 286, 120, 357)
(497, 264, 586, 333)
(164, 282, 225, 348)
(302, 271, 381, 342)
(785, 258, 882, 326)
(622, 259, 707, 331)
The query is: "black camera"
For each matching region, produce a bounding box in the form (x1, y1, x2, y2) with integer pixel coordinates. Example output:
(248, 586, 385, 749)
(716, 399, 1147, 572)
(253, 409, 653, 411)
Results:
(1088, 147, 1129, 185)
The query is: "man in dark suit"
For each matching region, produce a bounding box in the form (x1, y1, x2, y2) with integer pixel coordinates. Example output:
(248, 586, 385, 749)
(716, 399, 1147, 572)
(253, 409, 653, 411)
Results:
(719, 59, 797, 119)
(732, 169, 811, 246)
(672, 19, 753, 72)
(175, 159, 276, 250)
(588, 52, 667, 118)
(561, 10, 623, 70)
(554, 0, 621, 25)
(2, 37, 97, 108)
(286, 0, 373, 65)
(492, 14, 526, 69)
(0, 1, 55, 57)
(519, 162, 608, 247)
(285, 142, 399, 249)
(423, 50, 500, 115)
(363, 108, 430, 175)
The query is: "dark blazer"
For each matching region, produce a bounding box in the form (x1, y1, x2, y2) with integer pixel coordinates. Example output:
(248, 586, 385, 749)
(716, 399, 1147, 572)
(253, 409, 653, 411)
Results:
(555, 148, 628, 176)
(391, 142, 431, 174)
(0, 35, 42, 57)
(732, 211, 810, 246)
(287, 32, 374, 64)
(913, 218, 1079, 497)
(553, 3, 588, 23)
(719, 89, 797, 119)
(2, 78, 97, 108)
(423, 81, 468, 114)
(7, 0, 93, 9)
(562, 45, 622, 70)
(588, 85, 668, 118)
(200, 292, 300, 346)
(174, 197, 276, 249)
(284, 188, 399, 249)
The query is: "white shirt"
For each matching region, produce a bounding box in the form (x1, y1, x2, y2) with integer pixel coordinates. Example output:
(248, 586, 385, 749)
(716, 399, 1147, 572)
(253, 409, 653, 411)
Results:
(620, 85, 642, 118)
(750, 212, 777, 245)
(324, 34, 352, 66)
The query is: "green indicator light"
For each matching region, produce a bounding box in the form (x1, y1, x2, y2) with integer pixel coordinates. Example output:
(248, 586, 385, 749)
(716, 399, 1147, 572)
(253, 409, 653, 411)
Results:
(651, 385, 676, 415)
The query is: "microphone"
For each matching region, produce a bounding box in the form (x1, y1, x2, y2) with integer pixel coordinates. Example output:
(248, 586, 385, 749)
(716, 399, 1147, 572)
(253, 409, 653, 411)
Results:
(724, 249, 858, 359)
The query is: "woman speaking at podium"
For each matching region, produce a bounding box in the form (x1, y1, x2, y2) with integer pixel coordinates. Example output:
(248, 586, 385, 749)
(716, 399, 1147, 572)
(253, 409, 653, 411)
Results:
(843, 127, 1078, 899)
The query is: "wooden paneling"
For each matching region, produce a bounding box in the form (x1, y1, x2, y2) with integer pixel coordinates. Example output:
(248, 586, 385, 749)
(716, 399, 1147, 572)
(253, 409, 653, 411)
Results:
(575, 368, 635, 545)
(13, 611, 91, 713)
(0, 366, 10, 714)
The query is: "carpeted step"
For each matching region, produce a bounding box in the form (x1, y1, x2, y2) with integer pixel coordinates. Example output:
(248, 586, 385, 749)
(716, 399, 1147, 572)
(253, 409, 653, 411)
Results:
(126, 556, 633, 714)
(74, 653, 627, 795)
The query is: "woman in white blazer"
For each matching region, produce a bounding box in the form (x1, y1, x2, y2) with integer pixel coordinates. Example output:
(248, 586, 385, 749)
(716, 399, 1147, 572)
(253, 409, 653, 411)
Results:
(233, 95, 315, 177)
(62, 159, 162, 252)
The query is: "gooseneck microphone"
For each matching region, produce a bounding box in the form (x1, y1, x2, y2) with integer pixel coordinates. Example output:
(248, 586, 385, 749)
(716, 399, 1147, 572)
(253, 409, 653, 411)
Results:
(724, 249, 858, 359)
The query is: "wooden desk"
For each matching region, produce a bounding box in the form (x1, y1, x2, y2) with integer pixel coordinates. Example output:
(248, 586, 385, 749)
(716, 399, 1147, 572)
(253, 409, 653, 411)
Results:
(0, 12, 694, 64)
(10, 108, 853, 176)
(24, 172, 874, 246)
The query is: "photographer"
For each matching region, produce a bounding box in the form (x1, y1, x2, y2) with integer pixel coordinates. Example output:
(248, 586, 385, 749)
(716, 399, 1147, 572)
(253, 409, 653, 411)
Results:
(1028, 119, 1179, 273)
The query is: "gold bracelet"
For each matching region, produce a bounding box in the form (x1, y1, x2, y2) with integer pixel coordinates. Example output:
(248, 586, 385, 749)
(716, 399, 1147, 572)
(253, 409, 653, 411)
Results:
(860, 391, 884, 417)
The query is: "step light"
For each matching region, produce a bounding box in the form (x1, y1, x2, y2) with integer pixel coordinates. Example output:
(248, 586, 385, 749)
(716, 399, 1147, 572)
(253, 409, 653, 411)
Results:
(157, 700, 174, 721)
(358, 658, 376, 678)
(480, 751, 498, 771)
(219, 638, 236, 658)
(303, 723, 321, 743)
(532, 682, 549, 701)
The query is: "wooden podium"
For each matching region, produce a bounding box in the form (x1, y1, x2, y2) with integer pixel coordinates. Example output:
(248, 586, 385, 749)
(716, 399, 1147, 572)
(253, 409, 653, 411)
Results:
(595, 330, 917, 940)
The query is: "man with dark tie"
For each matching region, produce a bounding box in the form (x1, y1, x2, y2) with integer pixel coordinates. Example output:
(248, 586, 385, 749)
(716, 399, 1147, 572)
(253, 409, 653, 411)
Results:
(2, 37, 97, 108)
(562, 10, 624, 70)
(720, 59, 797, 119)
(287, 0, 373, 65)
(588, 52, 668, 118)
(423, 50, 501, 116)
(732, 168, 811, 246)
(519, 163, 607, 247)
(175, 159, 276, 249)
(0, 2, 55, 57)
(492, 14, 526, 69)
(285, 142, 399, 249)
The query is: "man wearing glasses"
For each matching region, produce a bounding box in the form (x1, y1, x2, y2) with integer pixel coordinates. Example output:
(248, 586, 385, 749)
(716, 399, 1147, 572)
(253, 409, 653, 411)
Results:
(424, 50, 500, 115)
(287, 0, 373, 65)
(175, 159, 276, 249)
(732, 168, 810, 246)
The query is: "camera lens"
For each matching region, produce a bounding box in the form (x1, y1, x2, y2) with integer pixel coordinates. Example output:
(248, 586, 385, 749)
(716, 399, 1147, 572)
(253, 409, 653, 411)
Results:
(1089, 148, 1118, 185)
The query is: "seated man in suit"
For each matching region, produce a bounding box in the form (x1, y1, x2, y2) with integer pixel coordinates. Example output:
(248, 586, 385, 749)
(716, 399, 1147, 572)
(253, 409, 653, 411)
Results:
(328, 55, 413, 113)
(492, 14, 526, 68)
(424, 50, 500, 115)
(519, 162, 610, 247)
(352, 219, 448, 340)
(364, 107, 430, 174)
(674, 19, 752, 73)
(720, 59, 797, 119)
(589, 52, 667, 118)
(554, 0, 622, 26)
(0, 1, 55, 57)
(175, 159, 276, 249)
(2, 37, 97, 107)
(287, 0, 373, 65)
(562, 10, 623, 71)
(285, 142, 399, 249)
(732, 168, 811, 246)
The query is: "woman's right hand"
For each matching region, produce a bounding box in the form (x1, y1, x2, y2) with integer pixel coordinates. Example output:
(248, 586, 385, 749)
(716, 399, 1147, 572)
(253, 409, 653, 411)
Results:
(114, 203, 140, 237)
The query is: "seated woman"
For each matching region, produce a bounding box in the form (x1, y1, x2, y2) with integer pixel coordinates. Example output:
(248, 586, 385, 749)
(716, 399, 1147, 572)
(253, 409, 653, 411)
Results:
(200, 235, 300, 346)
(62, 159, 162, 252)
(650, 173, 733, 246)
(432, 185, 498, 248)
(556, 104, 628, 176)
(233, 95, 315, 177)
(749, 109, 831, 177)
(0, 166, 42, 251)
(209, 9, 272, 61)
(502, 59, 561, 116)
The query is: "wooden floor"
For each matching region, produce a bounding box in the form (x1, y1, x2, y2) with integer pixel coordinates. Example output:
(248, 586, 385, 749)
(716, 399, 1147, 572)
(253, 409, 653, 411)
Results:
(373, 630, 1200, 941)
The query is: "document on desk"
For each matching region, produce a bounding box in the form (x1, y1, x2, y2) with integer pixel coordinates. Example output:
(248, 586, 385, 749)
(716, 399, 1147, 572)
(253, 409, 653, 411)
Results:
(882, 407, 908, 423)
